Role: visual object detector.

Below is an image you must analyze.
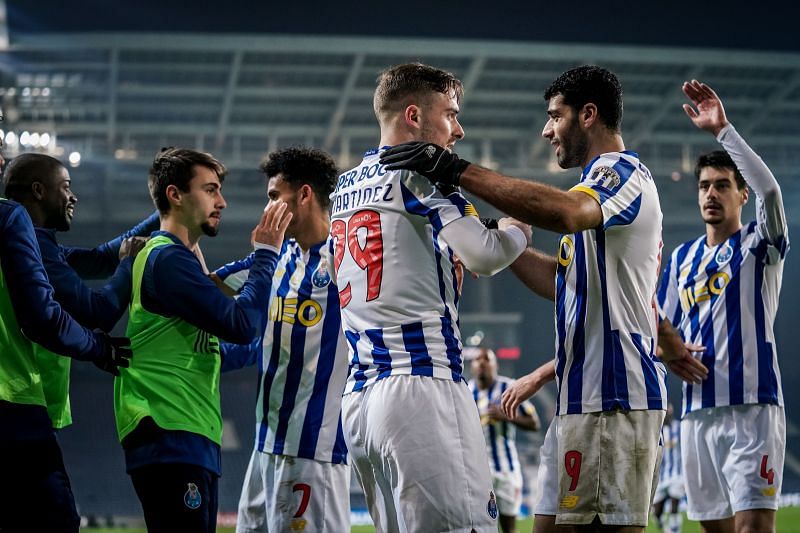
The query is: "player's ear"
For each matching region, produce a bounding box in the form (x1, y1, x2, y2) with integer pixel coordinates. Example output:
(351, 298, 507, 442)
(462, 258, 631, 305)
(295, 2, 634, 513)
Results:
(741, 185, 749, 206)
(166, 184, 182, 207)
(299, 183, 314, 206)
(31, 181, 45, 200)
(581, 103, 598, 129)
(404, 104, 421, 129)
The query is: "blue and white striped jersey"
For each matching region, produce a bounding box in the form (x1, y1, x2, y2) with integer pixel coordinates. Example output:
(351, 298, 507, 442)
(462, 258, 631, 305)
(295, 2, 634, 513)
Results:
(555, 151, 667, 415)
(330, 148, 475, 394)
(217, 239, 349, 464)
(657, 125, 788, 417)
(658, 419, 682, 484)
(469, 376, 535, 476)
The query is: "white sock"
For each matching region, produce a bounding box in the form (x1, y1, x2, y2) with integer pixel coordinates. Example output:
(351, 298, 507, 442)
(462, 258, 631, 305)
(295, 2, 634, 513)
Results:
(668, 512, 682, 533)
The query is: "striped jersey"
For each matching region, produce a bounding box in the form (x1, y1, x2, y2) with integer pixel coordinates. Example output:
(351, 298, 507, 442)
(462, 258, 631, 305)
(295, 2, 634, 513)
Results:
(469, 376, 535, 476)
(217, 239, 349, 464)
(555, 151, 667, 415)
(657, 222, 787, 417)
(330, 148, 475, 394)
(658, 419, 683, 484)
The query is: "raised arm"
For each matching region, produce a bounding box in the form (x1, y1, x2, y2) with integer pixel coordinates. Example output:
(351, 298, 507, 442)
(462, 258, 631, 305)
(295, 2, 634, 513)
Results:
(682, 80, 787, 245)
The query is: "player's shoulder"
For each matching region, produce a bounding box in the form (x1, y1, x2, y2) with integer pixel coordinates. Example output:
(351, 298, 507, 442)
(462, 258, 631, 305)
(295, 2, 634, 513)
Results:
(669, 235, 705, 262)
(583, 151, 650, 188)
(0, 197, 26, 225)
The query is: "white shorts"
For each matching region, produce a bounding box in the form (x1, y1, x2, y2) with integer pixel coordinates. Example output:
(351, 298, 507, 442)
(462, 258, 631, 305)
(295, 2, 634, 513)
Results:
(653, 477, 686, 503)
(681, 404, 785, 521)
(533, 417, 558, 516)
(341, 375, 497, 533)
(492, 470, 523, 517)
(235, 449, 350, 533)
(556, 409, 664, 527)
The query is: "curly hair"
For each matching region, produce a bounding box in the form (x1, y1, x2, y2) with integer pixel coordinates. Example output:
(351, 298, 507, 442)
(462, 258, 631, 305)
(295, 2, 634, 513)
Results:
(544, 65, 624, 132)
(259, 146, 338, 209)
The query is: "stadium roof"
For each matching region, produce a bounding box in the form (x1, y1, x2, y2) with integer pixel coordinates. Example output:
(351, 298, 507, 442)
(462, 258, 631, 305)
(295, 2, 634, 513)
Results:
(1, 33, 799, 224)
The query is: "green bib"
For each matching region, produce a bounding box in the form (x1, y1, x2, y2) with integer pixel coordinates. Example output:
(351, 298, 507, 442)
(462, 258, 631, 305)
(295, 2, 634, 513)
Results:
(34, 346, 72, 428)
(114, 235, 222, 444)
(0, 200, 46, 407)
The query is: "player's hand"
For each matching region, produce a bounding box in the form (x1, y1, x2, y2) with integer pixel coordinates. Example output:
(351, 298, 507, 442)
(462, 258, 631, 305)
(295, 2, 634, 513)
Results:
(252, 200, 293, 249)
(661, 341, 708, 384)
(118, 236, 148, 260)
(499, 217, 532, 247)
(486, 402, 511, 423)
(379, 142, 470, 187)
(682, 80, 730, 137)
(501, 372, 543, 419)
(94, 333, 132, 376)
(452, 254, 465, 295)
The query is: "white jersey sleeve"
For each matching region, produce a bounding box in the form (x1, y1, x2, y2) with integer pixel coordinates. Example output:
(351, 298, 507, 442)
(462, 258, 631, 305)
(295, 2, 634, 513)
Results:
(439, 216, 526, 276)
(717, 124, 788, 261)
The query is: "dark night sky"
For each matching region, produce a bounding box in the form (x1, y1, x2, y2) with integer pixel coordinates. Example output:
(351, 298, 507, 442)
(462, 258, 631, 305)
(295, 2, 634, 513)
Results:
(6, 0, 800, 52)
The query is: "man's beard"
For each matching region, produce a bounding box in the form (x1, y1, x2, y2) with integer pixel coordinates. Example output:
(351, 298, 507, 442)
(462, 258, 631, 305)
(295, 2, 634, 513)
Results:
(201, 221, 219, 237)
(46, 211, 71, 232)
(558, 118, 589, 169)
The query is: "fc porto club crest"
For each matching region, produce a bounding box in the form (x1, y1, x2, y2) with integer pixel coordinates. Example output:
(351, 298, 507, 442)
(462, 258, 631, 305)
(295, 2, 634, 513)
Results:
(312, 260, 331, 288)
(589, 165, 621, 190)
(715, 242, 734, 265)
(487, 490, 498, 520)
(184, 482, 202, 510)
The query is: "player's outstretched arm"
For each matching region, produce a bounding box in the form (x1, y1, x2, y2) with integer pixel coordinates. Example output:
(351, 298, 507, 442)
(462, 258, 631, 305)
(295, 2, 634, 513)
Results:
(657, 319, 708, 384)
(0, 202, 131, 372)
(501, 359, 555, 420)
(65, 210, 160, 279)
(438, 215, 528, 277)
(143, 202, 290, 345)
(381, 143, 602, 233)
(37, 232, 144, 332)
